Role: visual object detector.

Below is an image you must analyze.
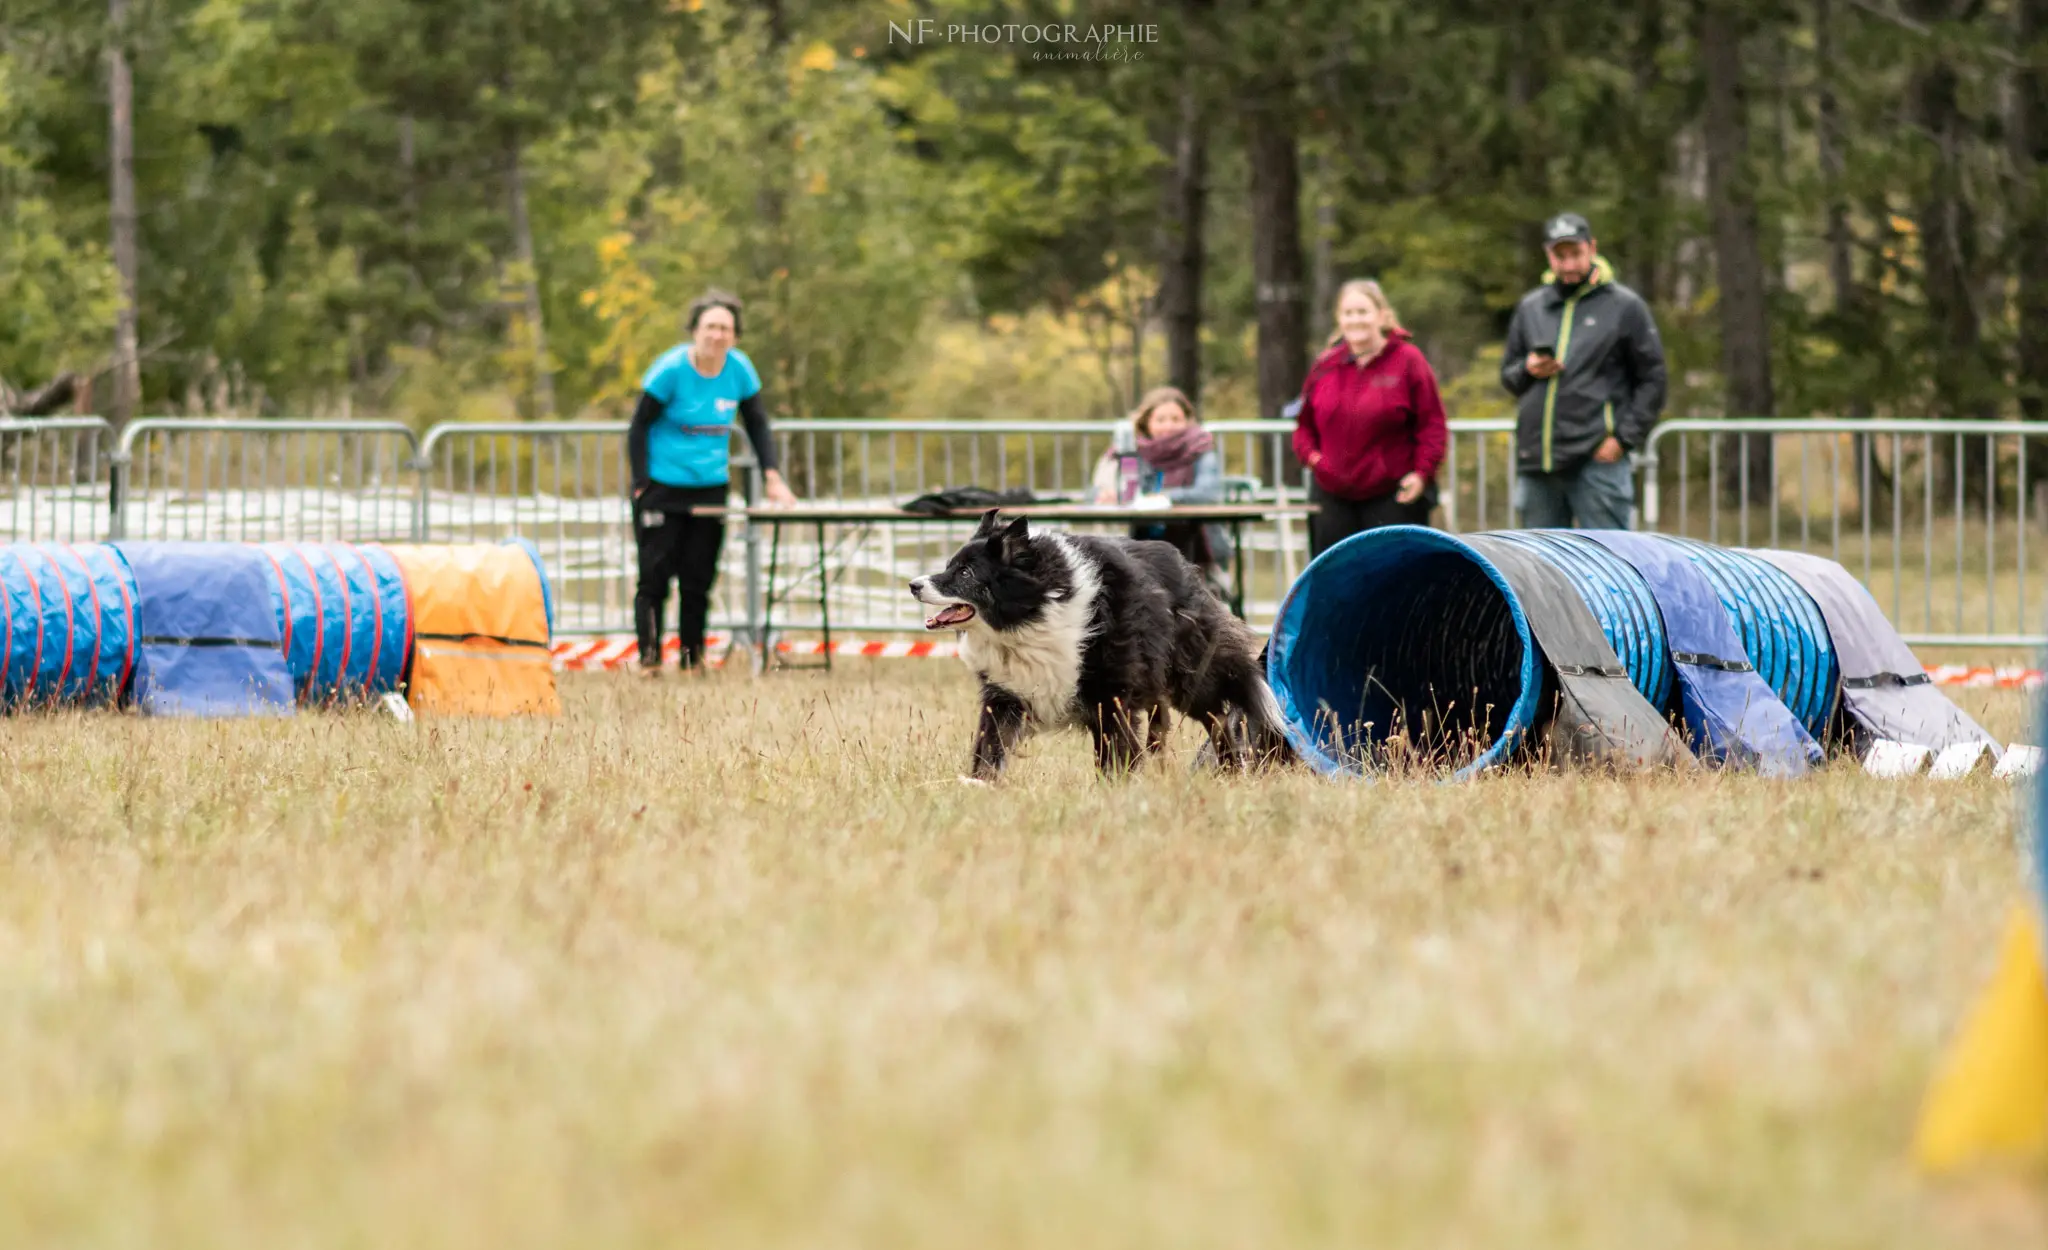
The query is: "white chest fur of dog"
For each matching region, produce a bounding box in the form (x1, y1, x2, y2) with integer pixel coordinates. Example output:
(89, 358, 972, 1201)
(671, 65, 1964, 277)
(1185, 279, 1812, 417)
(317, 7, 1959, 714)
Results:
(958, 534, 1101, 726)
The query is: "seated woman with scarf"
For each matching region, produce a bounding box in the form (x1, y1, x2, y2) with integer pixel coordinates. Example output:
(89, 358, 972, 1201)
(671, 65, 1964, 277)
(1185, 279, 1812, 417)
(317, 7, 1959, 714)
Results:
(1090, 385, 1230, 595)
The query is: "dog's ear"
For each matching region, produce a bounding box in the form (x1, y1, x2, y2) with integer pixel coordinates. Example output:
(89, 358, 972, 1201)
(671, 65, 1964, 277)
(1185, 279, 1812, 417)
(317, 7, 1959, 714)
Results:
(972, 508, 1002, 538)
(993, 515, 1030, 563)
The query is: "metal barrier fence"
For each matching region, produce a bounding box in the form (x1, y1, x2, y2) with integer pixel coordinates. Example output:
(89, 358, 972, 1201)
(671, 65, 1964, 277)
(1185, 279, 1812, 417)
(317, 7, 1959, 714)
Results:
(1642, 418, 2048, 645)
(113, 419, 419, 542)
(0, 413, 2037, 646)
(0, 418, 114, 542)
(414, 421, 765, 642)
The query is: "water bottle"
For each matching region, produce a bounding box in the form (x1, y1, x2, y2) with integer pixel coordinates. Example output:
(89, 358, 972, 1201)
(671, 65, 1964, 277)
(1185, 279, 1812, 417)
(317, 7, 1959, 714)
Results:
(1117, 452, 1141, 505)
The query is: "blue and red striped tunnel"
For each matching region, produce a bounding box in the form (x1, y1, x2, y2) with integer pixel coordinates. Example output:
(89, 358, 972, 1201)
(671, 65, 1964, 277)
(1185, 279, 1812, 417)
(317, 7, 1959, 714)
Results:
(0, 539, 551, 715)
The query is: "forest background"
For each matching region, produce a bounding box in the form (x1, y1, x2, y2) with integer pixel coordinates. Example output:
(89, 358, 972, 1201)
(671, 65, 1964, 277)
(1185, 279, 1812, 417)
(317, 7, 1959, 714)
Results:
(3, 0, 2044, 449)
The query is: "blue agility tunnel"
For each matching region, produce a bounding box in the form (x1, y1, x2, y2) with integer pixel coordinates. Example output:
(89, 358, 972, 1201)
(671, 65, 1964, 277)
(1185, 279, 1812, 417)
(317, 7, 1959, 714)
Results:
(1264, 521, 1993, 776)
(118, 542, 295, 717)
(256, 541, 412, 704)
(1268, 525, 1694, 778)
(1268, 525, 1854, 779)
(0, 543, 136, 707)
(1267, 526, 1542, 778)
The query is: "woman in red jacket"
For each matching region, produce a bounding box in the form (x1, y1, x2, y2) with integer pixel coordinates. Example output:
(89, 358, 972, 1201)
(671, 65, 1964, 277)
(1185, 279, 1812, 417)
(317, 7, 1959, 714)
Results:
(1292, 279, 1449, 557)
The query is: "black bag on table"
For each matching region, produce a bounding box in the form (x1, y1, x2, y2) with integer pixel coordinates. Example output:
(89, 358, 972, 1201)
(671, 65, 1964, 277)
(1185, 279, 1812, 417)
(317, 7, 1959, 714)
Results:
(899, 486, 1042, 517)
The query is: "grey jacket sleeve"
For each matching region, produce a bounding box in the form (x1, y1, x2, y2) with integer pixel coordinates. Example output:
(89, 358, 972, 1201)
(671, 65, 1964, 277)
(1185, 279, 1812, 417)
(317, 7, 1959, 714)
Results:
(1500, 299, 1536, 397)
(1163, 449, 1224, 504)
(1615, 297, 1668, 452)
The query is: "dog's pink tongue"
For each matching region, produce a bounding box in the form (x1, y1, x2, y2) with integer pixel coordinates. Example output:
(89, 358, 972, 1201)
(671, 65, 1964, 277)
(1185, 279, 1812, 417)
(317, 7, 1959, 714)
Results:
(926, 604, 974, 629)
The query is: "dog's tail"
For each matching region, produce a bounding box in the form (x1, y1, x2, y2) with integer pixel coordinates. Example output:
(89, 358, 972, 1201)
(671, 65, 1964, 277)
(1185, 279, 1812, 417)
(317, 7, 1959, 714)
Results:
(1216, 648, 1295, 769)
(1243, 673, 1297, 766)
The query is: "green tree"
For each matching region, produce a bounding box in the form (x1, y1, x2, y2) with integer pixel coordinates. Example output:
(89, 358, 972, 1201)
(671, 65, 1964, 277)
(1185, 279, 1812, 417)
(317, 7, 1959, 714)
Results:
(564, 4, 955, 428)
(0, 51, 119, 398)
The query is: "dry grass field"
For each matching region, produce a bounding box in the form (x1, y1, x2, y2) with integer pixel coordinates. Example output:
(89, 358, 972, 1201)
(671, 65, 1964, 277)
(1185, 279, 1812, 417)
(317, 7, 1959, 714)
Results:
(1, 663, 2044, 1248)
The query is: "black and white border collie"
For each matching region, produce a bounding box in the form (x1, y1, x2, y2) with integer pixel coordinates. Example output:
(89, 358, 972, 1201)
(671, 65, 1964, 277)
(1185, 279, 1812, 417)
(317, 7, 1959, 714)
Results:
(909, 510, 1293, 780)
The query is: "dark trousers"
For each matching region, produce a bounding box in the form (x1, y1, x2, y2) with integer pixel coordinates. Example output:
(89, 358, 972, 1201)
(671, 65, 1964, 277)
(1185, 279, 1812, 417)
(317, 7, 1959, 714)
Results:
(633, 483, 728, 668)
(1309, 485, 1432, 558)
(1129, 520, 1213, 571)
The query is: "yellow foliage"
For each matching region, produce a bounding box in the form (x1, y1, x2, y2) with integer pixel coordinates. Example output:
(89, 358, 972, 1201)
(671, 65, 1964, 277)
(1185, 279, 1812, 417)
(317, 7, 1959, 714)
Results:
(891, 267, 1175, 424)
(1440, 349, 1515, 424)
(894, 313, 1111, 425)
(798, 42, 837, 73)
(806, 170, 829, 196)
(581, 228, 665, 409)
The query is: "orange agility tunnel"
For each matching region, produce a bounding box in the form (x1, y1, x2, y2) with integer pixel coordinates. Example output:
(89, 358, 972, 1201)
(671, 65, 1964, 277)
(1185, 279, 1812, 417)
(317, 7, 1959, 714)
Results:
(384, 540, 558, 718)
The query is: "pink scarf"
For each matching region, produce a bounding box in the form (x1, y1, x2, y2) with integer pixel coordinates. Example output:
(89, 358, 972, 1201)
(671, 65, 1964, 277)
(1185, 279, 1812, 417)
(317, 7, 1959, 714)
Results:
(1135, 426, 1214, 488)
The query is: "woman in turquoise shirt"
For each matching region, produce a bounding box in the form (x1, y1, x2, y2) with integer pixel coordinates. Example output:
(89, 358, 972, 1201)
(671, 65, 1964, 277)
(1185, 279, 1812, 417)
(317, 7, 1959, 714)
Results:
(626, 288, 796, 674)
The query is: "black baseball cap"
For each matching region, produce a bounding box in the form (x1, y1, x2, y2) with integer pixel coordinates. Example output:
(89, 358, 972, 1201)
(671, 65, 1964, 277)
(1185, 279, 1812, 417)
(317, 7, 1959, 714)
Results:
(1543, 213, 1593, 246)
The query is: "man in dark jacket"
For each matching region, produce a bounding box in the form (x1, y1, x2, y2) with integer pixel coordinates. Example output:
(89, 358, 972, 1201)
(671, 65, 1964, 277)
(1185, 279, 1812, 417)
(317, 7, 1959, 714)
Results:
(1499, 212, 1667, 528)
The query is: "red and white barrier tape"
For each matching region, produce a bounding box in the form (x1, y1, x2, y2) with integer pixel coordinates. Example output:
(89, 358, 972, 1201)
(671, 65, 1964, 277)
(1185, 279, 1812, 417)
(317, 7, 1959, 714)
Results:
(550, 639, 2044, 687)
(551, 634, 959, 670)
(1924, 665, 2045, 690)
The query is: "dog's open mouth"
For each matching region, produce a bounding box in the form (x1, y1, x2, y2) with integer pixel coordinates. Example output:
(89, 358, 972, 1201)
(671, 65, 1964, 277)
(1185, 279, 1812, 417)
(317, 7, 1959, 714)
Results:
(925, 603, 976, 630)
